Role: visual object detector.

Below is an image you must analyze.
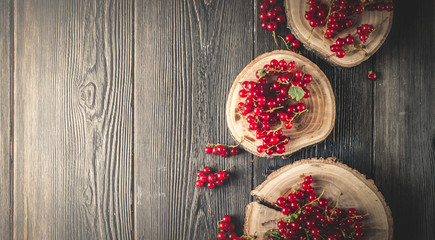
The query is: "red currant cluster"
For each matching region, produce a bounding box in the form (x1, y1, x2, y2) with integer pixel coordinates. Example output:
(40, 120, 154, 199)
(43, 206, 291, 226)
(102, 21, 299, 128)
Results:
(305, 0, 393, 58)
(238, 59, 311, 155)
(196, 167, 231, 189)
(267, 176, 366, 240)
(205, 143, 240, 157)
(259, 0, 286, 32)
(217, 215, 254, 240)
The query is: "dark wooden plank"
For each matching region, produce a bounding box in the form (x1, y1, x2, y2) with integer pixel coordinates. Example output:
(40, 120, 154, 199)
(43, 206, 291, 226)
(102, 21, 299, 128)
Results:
(253, 1, 375, 186)
(0, 0, 11, 239)
(134, 0, 254, 239)
(373, 1, 435, 239)
(13, 0, 133, 239)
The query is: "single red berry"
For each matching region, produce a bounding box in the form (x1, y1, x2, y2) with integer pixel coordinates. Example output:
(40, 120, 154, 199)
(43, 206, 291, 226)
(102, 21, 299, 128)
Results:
(308, 193, 317, 201)
(208, 173, 217, 182)
(295, 190, 305, 199)
(197, 171, 206, 177)
(304, 176, 313, 184)
(276, 144, 285, 154)
(336, 49, 346, 58)
(267, 21, 277, 31)
(230, 147, 238, 155)
(219, 222, 229, 230)
(385, 2, 394, 11)
(345, 35, 354, 44)
(267, 10, 277, 19)
(285, 34, 294, 42)
(276, 15, 286, 24)
(296, 103, 305, 112)
(287, 193, 296, 202)
(294, 70, 303, 79)
(303, 74, 312, 83)
(336, 38, 345, 47)
(291, 40, 300, 49)
(203, 167, 211, 174)
(269, 0, 277, 5)
(259, 2, 269, 11)
(204, 146, 212, 153)
(282, 206, 291, 215)
(368, 71, 377, 80)
(318, 197, 328, 207)
(259, 11, 268, 21)
(207, 181, 215, 189)
(276, 197, 286, 207)
(217, 171, 229, 180)
(288, 61, 296, 68)
(285, 121, 293, 129)
(195, 180, 204, 187)
(274, 6, 283, 14)
(222, 215, 231, 223)
(359, 33, 368, 42)
(330, 44, 339, 52)
(348, 208, 357, 215)
(217, 231, 228, 240)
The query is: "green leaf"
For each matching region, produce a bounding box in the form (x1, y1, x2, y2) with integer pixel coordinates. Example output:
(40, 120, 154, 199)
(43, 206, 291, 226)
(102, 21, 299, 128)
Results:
(289, 213, 299, 222)
(288, 86, 305, 101)
(257, 69, 266, 78)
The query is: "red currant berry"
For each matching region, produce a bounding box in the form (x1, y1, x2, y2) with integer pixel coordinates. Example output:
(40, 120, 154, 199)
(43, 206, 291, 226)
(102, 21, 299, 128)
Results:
(318, 197, 328, 207)
(222, 215, 231, 223)
(203, 167, 211, 174)
(276, 197, 287, 207)
(285, 121, 293, 129)
(287, 193, 296, 202)
(282, 206, 291, 215)
(291, 40, 301, 49)
(276, 144, 285, 154)
(345, 35, 354, 44)
(204, 146, 212, 153)
(308, 193, 317, 201)
(196, 180, 204, 187)
(296, 103, 305, 112)
(335, 49, 346, 58)
(207, 181, 215, 189)
(303, 74, 312, 83)
(294, 70, 303, 79)
(267, 21, 277, 31)
(285, 34, 294, 42)
(230, 147, 238, 155)
(336, 38, 345, 47)
(217, 231, 227, 240)
(276, 15, 286, 24)
(259, 2, 269, 11)
(385, 3, 394, 11)
(208, 173, 217, 182)
(367, 71, 377, 80)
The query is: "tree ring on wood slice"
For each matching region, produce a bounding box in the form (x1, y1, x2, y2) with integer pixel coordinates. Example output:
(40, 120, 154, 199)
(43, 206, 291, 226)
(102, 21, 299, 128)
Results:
(226, 50, 335, 157)
(244, 157, 393, 240)
(284, 0, 393, 68)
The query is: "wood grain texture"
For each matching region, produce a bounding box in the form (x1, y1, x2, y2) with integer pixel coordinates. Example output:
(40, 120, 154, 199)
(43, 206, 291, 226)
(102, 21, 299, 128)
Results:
(0, 0, 11, 239)
(253, 0, 375, 189)
(373, 1, 435, 239)
(13, 0, 133, 239)
(134, 0, 254, 239)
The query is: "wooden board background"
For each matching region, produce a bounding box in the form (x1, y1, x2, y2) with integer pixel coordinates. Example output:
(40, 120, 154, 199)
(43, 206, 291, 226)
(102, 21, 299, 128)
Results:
(0, 0, 434, 239)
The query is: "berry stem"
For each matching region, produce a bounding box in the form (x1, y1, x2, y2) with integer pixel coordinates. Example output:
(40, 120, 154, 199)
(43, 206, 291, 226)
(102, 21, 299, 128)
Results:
(272, 31, 279, 48)
(276, 34, 291, 51)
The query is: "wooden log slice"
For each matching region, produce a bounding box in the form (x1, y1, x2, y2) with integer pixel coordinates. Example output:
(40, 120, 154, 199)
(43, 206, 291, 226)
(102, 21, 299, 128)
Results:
(245, 158, 393, 239)
(284, 0, 393, 68)
(226, 50, 335, 157)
